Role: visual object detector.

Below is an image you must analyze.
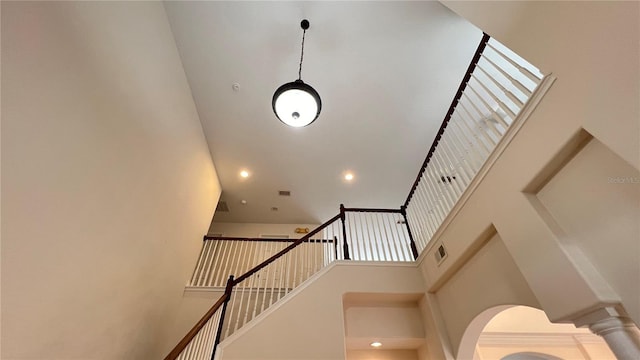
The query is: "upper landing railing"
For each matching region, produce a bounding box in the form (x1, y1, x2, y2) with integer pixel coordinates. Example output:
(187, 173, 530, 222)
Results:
(404, 34, 545, 254)
(165, 33, 547, 360)
(189, 206, 414, 289)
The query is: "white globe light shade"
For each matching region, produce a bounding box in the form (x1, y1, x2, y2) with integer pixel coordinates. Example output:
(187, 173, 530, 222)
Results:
(272, 80, 322, 127)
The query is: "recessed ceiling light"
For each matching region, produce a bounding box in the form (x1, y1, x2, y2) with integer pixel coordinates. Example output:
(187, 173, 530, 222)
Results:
(240, 170, 249, 178)
(370, 342, 382, 348)
(344, 173, 354, 181)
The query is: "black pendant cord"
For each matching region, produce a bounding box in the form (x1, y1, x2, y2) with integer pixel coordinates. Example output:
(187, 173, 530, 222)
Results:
(298, 28, 306, 81)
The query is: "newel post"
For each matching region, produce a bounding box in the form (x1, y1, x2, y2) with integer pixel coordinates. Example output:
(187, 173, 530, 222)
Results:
(340, 204, 350, 260)
(211, 275, 234, 360)
(401, 205, 419, 260)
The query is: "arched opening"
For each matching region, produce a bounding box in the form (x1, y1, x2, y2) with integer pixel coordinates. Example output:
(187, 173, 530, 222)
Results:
(458, 305, 513, 360)
(458, 305, 615, 360)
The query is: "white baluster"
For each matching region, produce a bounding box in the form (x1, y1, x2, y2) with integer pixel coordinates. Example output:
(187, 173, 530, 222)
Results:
(481, 51, 534, 96)
(406, 193, 428, 244)
(471, 73, 518, 119)
(447, 118, 484, 172)
(486, 41, 543, 83)
(359, 213, 372, 260)
(477, 63, 525, 109)
(440, 131, 473, 186)
(407, 183, 433, 242)
(424, 157, 455, 212)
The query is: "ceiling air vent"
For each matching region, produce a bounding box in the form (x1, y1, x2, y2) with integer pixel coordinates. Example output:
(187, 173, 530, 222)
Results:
(434, 243, 447, 265)
(216, 201, 230, 212)
(278, 190, 291, 196)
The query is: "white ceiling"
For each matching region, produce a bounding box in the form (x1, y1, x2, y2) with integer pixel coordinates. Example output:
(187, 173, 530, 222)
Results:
(163, 1, 481, 224)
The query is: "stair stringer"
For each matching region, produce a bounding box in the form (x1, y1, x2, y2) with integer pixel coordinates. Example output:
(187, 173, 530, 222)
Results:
(216, 261, 426, 360)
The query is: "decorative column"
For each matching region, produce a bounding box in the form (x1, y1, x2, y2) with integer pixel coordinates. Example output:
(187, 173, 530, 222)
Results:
(574, 307, 640, 360)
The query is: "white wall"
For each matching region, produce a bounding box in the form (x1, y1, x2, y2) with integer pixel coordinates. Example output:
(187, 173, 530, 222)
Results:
(345, 306, 424, 341)
(343, 293, 426, 353)
(209, 222, 320, 239)
(218, 262, 425, 360)
(1, 2, 220, 358)
(347, 349, 418, 360)
(434, 233, 540, 355)
(537, 138, 640, 324)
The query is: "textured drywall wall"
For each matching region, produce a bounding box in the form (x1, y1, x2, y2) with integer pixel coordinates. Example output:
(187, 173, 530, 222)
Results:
(537, 139, 640, 324)
(1, 2, 220, 358)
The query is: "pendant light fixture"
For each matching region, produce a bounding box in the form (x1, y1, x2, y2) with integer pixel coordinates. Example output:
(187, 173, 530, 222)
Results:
(272, 19, 322, 127)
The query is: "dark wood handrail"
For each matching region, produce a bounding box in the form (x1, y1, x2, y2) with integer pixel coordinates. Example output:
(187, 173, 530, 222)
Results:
(403, 33, 490, 208)
(342, 207, 402, 214)
(232, 213, 341, 285)
(203, 236, 335, 243)
(163, 292, 229, 360)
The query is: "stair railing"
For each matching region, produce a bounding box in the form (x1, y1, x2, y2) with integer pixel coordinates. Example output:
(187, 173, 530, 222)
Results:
(165, 213, 338, 360)
(403, 33, 546, 253)
(165, 206, 416, 360)
(188, 236, 337, 288)
(217, 214, 340, 343)
(163, 280, 230, 360)
(329, 205, 417, 261)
